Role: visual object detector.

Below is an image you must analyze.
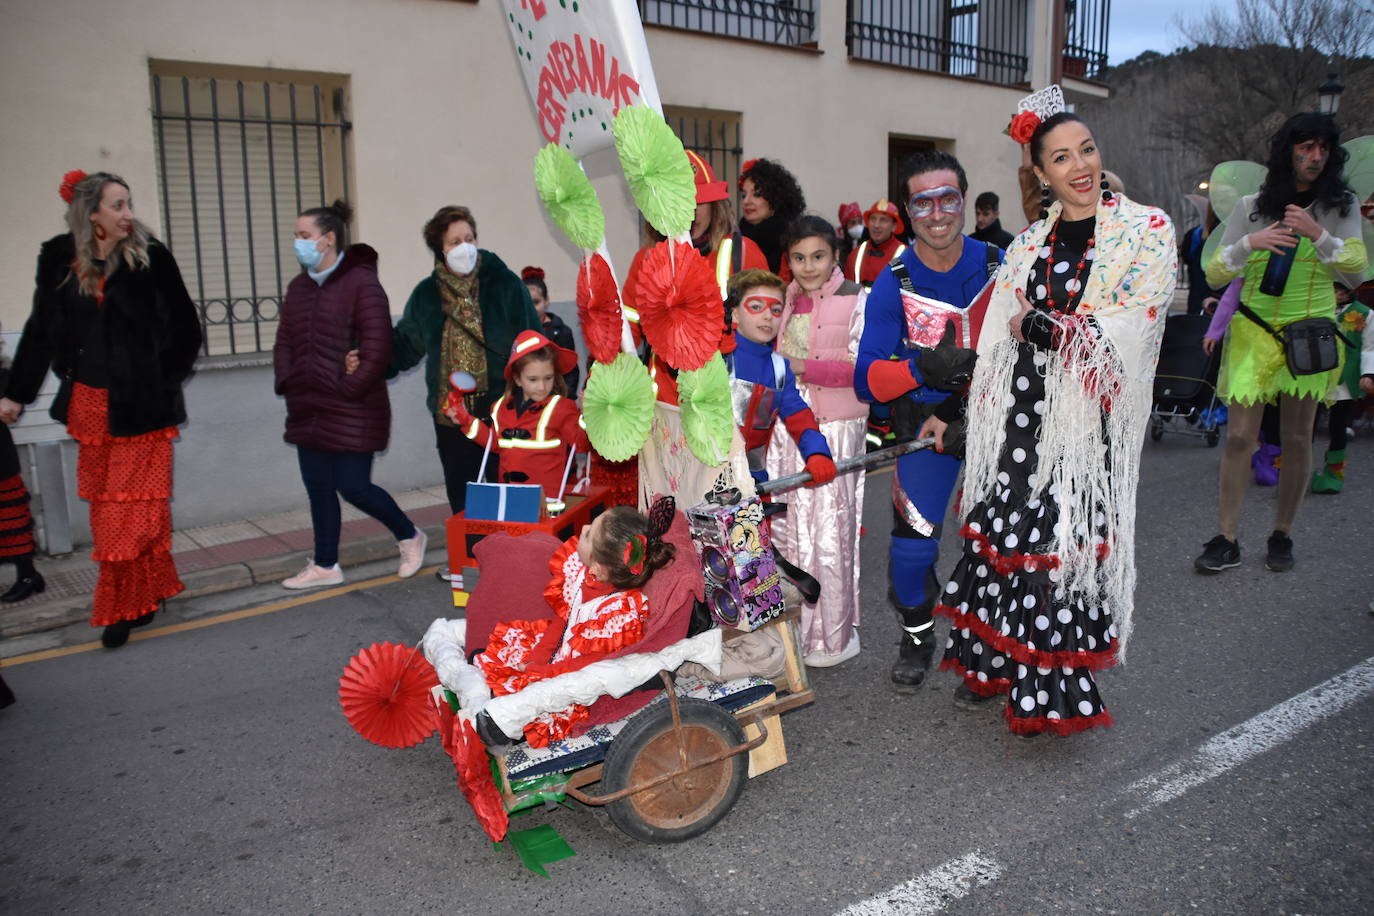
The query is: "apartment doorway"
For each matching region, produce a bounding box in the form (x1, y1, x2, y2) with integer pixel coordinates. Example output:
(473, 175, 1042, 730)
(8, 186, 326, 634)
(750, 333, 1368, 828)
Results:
(887, 135, 938, 242)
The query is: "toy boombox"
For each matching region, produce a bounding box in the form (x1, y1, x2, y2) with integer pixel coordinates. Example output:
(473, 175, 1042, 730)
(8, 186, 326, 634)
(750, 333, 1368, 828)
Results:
(687, 495, 785, 631)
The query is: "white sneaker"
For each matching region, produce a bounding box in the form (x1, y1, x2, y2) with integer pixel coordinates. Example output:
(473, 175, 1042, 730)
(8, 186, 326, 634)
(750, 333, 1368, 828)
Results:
(282, 562, 344, 590)
(397, 528, 428, 578)
(804, 630, 861, 668)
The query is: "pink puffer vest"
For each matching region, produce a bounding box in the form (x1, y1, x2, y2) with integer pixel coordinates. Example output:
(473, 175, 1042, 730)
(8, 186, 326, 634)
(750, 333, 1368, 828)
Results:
(777, 267, 867, 423)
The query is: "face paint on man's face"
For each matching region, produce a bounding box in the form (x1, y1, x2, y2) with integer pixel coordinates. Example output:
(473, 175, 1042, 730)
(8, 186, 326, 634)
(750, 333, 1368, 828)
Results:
(907, 186, 964, 222)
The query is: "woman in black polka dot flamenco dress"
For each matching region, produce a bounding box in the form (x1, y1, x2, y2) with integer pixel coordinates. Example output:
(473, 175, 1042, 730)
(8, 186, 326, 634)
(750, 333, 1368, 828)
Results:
(921, 107, 1176, 736)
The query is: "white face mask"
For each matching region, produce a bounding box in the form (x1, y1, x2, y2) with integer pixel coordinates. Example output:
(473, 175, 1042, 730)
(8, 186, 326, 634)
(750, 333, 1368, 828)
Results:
(446, 241, 478, 275)
(847, 224, 864, 240)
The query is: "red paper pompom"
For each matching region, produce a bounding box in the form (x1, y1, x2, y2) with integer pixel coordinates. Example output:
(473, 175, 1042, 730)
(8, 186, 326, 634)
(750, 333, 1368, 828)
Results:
(337, 642, 439, 749)
(576, 253, 623, 365)
(450, 716, 509, 842)
(633, 240, 723, 371)
(1007, 111, 1041, 145)
(59, 169, 88, 204)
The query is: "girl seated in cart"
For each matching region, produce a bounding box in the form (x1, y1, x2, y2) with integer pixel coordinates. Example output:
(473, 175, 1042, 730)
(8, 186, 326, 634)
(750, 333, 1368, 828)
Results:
(445, 329, 588, 496)
(472, 497, 677, 748)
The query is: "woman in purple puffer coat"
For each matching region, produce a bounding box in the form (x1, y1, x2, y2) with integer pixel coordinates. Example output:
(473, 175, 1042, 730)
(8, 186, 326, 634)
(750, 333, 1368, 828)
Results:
(273, 200, 427, 589)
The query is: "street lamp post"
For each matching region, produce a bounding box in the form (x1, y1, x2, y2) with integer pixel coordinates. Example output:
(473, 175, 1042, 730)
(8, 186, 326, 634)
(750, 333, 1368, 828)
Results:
(1317, 72, 1344, 116)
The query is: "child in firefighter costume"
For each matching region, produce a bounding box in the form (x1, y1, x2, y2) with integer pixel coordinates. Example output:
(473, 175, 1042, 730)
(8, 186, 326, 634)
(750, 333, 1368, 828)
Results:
(446, 329, 587, 495)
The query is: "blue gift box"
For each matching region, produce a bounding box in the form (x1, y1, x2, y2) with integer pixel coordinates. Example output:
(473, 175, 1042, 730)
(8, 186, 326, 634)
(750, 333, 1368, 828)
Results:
(465, 482, 544, 522)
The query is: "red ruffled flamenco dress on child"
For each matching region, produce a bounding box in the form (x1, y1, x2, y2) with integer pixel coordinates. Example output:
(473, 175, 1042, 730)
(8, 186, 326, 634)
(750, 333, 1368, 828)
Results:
(473, 537, 651, 748)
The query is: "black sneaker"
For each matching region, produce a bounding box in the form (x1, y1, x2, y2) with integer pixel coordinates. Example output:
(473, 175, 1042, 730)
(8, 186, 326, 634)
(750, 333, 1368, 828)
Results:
(1194, 535, 1240, 573)
(1265, 531, 1294, 572)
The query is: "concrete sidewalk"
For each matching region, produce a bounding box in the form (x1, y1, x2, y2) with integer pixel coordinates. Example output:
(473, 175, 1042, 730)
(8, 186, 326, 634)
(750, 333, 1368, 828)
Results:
(0, 485, 453, 640)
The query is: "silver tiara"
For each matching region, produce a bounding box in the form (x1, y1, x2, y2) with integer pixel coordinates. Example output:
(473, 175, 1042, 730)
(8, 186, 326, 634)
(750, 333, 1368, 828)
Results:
(1016, 85, 1066, 121)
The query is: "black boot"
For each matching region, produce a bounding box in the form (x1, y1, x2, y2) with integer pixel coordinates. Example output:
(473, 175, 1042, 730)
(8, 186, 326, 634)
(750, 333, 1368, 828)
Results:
(0, 671, 14, 709)
(891, 601, 938, 692)
(2, 570, 45, 603)
(101, 619, 133, 649)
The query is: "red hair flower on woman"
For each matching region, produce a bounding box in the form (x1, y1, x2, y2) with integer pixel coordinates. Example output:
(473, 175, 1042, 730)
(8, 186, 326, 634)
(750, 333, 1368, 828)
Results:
(59, 169, 88, 204)
(1007, 111, 1041, 145)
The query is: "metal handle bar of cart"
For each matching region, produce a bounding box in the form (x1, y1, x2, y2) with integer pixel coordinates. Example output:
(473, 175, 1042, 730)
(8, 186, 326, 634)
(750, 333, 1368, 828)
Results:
(755, 436, 936, 496)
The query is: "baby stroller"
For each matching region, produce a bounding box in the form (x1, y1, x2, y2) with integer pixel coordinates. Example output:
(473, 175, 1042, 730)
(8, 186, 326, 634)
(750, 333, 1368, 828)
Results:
(1150, 313, 1224, 447)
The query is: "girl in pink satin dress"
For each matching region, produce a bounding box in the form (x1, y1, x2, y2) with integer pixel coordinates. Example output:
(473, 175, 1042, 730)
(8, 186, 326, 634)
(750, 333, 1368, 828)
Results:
(766, 216, 869, 666)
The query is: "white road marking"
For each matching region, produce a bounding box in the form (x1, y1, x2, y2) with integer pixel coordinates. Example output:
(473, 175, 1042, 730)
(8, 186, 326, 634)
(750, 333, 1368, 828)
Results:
(835, 656, 1374, 914)
(1123, 655, 1374, 818)
(836, 851, 1003, 916)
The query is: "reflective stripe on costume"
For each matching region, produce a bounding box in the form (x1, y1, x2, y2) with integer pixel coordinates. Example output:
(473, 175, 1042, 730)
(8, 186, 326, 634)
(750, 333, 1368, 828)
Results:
(852, 241, 908, 282)
(464, 393, 566, 450)
(716, 236, 733, 299)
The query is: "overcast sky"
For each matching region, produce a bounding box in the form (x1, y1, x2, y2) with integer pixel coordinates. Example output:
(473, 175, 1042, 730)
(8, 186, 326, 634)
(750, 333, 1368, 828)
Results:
(1108, 0, 1215, 65)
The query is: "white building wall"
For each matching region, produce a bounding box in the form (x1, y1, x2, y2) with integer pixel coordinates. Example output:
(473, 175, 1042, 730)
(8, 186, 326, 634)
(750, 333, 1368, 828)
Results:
(0, 0, 1037, 541)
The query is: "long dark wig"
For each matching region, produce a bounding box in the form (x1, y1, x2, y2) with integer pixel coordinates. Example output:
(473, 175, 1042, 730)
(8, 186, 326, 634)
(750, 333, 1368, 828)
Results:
(1253, 113, 1351, 223)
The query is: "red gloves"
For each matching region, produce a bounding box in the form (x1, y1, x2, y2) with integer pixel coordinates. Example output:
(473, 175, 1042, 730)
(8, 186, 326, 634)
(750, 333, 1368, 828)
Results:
(444, 391, 475, 426)
(804, 453, 837, 487)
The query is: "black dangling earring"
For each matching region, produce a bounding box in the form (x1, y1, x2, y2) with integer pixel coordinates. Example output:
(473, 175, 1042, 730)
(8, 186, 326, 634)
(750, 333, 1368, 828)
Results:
(1101, 173, 1112, 203)
(1039, 183, 1051, 222)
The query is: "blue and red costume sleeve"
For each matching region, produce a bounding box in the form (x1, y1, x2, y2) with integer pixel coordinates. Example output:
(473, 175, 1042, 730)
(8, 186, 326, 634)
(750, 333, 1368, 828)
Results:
(855, 264, 926, 403)
(778, 363, 831, 459)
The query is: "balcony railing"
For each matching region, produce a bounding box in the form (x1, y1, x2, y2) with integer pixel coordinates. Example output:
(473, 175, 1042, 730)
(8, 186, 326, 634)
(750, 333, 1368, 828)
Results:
(639, 0, 817, 47)
(1062, 0, 1109, 82)
(846, 0, 1030, 87)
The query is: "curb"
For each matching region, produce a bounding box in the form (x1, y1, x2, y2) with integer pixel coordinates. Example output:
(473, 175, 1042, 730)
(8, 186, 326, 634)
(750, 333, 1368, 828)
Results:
(0, 521, 449, 640)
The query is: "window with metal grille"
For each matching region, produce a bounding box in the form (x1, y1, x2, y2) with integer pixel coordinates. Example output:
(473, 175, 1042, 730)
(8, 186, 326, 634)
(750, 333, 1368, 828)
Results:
(149, 62, 353, 357)
(641, 0, 817, 47)
(1062, 0, 1110, 83)
(663, 106, 744, 216)
(846, 0, 1030, 87)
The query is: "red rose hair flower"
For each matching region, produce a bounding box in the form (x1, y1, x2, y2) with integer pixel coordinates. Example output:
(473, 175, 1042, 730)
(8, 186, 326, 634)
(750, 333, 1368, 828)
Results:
(59, 169, 88, 204)
(1007, 111, 1041, 145)
(632, 240, 722, 371)
(576, 252, 624, 365)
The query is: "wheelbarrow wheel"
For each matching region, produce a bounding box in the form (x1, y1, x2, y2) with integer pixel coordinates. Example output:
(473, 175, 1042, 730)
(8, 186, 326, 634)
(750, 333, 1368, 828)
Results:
(1149, 417, 1165, 442)
(1205, 426, 1221, 447)
(601, 697, 748, 844)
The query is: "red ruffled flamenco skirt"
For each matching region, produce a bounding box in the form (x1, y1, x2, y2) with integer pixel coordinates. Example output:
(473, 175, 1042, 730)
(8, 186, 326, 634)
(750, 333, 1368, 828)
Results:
(67, 384, 184, 627)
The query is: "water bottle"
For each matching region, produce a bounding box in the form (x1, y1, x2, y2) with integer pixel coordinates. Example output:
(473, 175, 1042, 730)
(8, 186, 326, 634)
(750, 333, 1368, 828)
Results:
(1258, 238, 1298, 297)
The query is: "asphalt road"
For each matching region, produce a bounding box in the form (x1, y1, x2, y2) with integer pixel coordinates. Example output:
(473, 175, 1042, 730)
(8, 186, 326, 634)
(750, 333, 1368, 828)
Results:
(2, 432, 1371, 915)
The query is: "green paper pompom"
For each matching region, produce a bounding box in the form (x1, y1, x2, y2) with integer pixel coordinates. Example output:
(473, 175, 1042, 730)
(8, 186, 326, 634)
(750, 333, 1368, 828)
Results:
(612, 106, 696, 238)
(1207, 161, 1267, 223)
(582, 352, 655, 462)
(676, 352, 733, 465)
(533, 143, 605, 250)
(1342, 136, 1374, 203)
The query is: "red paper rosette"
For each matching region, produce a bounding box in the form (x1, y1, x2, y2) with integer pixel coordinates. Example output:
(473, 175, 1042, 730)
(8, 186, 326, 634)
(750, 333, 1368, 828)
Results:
(576, 253, 623, 365)
(338, 641, 439, 748)
(632, 240, 722, 371)
(451, 716, 509, 842)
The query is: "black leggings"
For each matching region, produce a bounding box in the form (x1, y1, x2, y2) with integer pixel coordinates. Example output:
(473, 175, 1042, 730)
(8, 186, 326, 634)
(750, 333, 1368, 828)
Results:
(1327, 399, 1355, 451)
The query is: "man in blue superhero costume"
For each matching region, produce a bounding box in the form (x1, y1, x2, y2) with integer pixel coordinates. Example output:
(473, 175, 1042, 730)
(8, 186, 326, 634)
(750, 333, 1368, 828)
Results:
(855, 150, 1002, 691)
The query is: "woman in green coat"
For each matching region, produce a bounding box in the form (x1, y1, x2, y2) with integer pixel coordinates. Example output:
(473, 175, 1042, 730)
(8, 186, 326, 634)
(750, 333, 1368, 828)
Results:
(388, 205, 539, 516)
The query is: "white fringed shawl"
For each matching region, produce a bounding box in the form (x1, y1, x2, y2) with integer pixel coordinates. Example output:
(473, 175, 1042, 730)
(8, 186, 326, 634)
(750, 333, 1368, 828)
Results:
(963, 194, 1176, 658)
